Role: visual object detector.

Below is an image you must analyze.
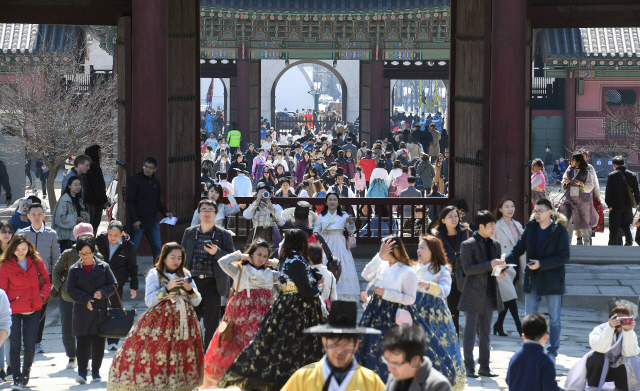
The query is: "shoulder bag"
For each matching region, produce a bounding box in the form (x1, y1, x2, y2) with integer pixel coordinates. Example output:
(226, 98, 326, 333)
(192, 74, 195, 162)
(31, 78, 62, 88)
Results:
(98, 286, 137, 339)
(452, 230, 470, 292)
(44, 252, 72, 305)
(621, 173, 638, 209)
(217, 264, 243, 347)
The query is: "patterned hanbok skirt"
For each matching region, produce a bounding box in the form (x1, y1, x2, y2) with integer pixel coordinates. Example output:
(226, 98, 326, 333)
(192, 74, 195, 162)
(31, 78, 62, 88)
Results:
(367, 178, 389, 198)
(107, 298, 204, 391)
(253, 163, 266, 190)
(414, 291, 466, 390)
(355, 294, 457, 385)
(202, 288, 273, 388)
(217, 291, 326, 391)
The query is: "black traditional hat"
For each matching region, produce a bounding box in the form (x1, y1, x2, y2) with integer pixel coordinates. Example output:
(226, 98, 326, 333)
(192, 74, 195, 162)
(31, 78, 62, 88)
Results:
(233, 164, 249, 175)
(336, 167, 344, 177)
(282, 200, 318, 228)
(304, 301, 380, 334)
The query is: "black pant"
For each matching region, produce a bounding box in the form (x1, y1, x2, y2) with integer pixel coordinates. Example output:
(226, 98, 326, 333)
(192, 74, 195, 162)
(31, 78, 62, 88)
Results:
(609, 208, 633, 245)
(107, 285, 124, 346)
(586, 352, 628, 391)
(59, 240, 74, 253)
(463, 296, 494, 370)
(193, 277, 220, 352)
(447, 285, 462, 336)
(36, 302, 48, 344)
(76, 334, 105, 378)
(494, 299, 523, 335)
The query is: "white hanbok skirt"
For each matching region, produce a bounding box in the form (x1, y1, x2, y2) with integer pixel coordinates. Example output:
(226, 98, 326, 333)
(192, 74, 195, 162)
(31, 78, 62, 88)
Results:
(323, 233, 360, 302)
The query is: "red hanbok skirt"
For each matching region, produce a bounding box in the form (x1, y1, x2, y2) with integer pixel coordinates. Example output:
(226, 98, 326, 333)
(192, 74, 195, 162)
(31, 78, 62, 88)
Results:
(202, 288, 273, 388)
(107, 298, 204, 391)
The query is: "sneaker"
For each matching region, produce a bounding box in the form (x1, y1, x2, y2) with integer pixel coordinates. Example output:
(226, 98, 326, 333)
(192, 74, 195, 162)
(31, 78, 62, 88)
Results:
(108, 343, 118, 351)
(92, 374, 102, 382)
(11, 377, 21, 390)
(6, 365, 12, 380)
(76, 375, 86, 384)
(21, 369, 29, 387)
(35, 343, 44, 353)
(0, 368, 6, 381)
(66, 358, 77, 369)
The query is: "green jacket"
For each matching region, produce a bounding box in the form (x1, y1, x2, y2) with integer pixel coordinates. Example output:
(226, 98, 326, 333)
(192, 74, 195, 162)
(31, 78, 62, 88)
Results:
(52, 245, 104, 302)
(227, 129, 242, 147)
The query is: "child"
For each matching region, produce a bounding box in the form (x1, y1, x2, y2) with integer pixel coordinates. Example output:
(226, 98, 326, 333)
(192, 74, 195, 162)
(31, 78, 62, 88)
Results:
(307, 243, 337, 316)
(353, 166, 366, 197)
(506, 313, 562, 391)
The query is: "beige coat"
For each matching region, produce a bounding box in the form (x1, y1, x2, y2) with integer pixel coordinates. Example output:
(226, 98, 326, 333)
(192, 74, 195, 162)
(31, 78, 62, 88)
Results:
(429, 128, 441, 157)
(492, 218, 526, 302)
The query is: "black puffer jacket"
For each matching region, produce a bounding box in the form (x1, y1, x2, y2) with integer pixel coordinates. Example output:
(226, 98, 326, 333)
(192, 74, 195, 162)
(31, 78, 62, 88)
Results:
(96, 232, 139, 290)
(83, 145, 108, 206)
(125, 171, 169, 224)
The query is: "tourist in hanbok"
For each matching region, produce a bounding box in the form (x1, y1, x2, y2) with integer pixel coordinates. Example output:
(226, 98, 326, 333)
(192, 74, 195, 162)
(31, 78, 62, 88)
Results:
(356, 236, 457, 385)
(558, 152, 598, 245)
(242, 182, 286, 249)
(282, 301, 385, 391)
(565, 305, 640, 391)
(218, 229, 325, 391)
(492, 197, 525, 337)
(251, 149, 267, 190)
(367, 160, 389, 198)
(107, 242, 203, 391)
(190, 184, 240, 227)
(202, 239, 278, 388)
(530, 158, 549, 206)
(296, 151, 312, 186)
(313, 193, 359, 302)
(413, 235, 466, 390)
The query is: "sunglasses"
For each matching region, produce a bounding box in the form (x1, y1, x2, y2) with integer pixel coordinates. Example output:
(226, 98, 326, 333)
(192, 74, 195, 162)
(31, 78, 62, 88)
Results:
(0, 230, 13, 235)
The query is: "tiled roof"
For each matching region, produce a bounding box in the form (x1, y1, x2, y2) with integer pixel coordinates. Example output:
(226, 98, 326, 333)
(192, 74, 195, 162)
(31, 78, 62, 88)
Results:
(541, 27, 640, 60)
(0, 24, 84, 55)
(200, 0, 450, 12)
(0, 24, 38, 54)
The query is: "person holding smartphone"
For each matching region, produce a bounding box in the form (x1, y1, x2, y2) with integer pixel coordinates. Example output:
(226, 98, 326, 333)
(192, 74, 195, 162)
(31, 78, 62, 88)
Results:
(565, 305, 640, 391)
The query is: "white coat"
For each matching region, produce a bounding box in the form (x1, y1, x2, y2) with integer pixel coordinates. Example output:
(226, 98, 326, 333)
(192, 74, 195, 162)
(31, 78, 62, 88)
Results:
(492, 218, 526, 302)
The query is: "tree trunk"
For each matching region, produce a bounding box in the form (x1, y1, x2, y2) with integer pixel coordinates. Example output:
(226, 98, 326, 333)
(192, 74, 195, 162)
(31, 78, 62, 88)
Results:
(47, 167, 59, 211)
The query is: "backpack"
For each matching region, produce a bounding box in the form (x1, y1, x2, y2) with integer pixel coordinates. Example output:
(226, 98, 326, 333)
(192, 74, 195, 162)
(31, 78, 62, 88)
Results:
(452, 230, 470, 292)
(337, 160, 349, 177)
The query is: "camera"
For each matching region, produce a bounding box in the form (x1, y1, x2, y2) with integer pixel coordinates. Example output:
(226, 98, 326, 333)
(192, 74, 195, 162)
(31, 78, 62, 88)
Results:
(618, 316, 634, 326)
(262, 191, 270, 199)
(194, 259, 207, 270)
(183, 276, 193, 284)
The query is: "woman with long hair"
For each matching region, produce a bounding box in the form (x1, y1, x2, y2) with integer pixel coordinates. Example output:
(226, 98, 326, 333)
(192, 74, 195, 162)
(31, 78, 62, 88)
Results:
(323, 147, 335, 166)
(344, 149, 357, 181)
(491, 197, 524, 337)
(414, 235, 466, 389)
(218, 229, 325, 391)
(0, 221, 13, 256)
(530, 158, 549, 207)
(303, 166, 319, 182)
(559, 153, 598, 245)
(51, 176, 91, 252)
(0, 234, 50, 389)
(312, 180, 327, 214)
(431, 205, 473, 335)
(251, 149, 267, 190)
(366, 160, 389, 198)
(434, 153, 445, 192)
(108, 242, 204, 391)
(190, 184, 240, 227)
(0, 222, 14, 381)
(313, 193, 358, 301)
(202, 239, 278, 387)
(295, 151, 312, 185)
(356, 236, 456, 384)
(259, 164, 277, 192)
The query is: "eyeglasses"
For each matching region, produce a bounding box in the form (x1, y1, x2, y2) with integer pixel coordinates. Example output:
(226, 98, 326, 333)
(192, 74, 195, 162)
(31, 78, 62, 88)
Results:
(78, 252, 93, 256)
(381, 356, 407, 368)
(533, 209, 551, 215)
(0, 230, 13, 235)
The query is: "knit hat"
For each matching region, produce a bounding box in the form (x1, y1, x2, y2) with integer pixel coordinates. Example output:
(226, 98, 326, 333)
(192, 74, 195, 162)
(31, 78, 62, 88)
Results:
(73, 223, 94, 240)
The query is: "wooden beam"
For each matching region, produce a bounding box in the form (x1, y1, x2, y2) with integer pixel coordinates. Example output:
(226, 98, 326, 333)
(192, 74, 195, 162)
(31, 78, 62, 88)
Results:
(529, 5, 640, 28)
(0, 1, 131, 25)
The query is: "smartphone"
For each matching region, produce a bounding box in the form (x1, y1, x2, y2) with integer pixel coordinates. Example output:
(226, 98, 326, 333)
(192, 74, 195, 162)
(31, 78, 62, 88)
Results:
(618, 317, 634, 326)
(204, 240, 213, 247)
(527, 261, 536, 265)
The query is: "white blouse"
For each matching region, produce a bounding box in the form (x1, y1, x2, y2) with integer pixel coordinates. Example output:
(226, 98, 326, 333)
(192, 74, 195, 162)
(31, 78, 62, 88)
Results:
(387, 168, 403, 187)
(217, 251, 278, 298)
(313, 210, 356, 234)
(361, 253, 418, 305)
(145, 269, 202, 308)
(414, 263, 452, 299)
(370, 168, 389, 182)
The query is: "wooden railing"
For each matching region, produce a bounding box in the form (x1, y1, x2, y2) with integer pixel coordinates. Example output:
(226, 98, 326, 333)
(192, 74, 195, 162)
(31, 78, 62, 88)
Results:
(215, 196, 450, 245)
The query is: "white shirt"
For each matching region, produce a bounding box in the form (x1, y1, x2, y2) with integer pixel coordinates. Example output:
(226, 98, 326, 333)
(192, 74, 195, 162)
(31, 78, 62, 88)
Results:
(145, 269, 202, 308)
(232, 174, 252, 197)
(313, 210, 355, 234)
(261, 141, 273, 151)
(361, 253, 418, 305)
(217, 251, 278, 298)
(388, 168, 403, 188)
(273, 158, 290, 172)
(414, 262, 452, 299)
(298, 189, 310, 197)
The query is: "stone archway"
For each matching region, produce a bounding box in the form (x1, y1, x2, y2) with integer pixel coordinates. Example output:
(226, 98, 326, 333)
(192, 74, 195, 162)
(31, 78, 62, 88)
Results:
(261, 60, 360, 125)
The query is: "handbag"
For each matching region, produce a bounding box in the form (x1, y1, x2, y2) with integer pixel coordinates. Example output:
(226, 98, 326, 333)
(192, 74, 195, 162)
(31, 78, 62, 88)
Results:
(98, 286, 137, 339)
(46, 252, 72, 304)
(218, 264, 243, 347)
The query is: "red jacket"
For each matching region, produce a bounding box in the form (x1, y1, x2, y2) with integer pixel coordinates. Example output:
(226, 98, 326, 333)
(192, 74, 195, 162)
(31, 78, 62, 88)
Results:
(0, 256, 51, 314)
(358, 157, 377, 181)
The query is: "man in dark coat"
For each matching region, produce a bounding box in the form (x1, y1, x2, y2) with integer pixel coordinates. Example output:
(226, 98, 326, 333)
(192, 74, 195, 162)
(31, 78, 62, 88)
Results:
(458, 210, 505, 378)
(96, 220, 138, 350)
(605, 155, 640, 246)
(125, 157, 172, 258)
(181, 199, 234, 351)
(0, 160, 12, 206)
(83, 145, 110, 235)
(505, 198, 570, 365)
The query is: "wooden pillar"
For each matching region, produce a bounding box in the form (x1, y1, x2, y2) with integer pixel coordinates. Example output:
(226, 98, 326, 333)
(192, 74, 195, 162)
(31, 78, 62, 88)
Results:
(359, 61, 371, 144)
(370, 59, 384, 142)
(249, 60, 261, 146)
(237, 55, 250, 146)
(564, 72, 576, 158)
(116, 16, 132, 224)
(489, 0, 527, 220)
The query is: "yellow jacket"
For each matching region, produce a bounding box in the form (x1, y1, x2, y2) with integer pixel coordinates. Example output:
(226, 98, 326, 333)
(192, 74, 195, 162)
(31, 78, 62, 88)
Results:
(281, 357, 385, 391)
